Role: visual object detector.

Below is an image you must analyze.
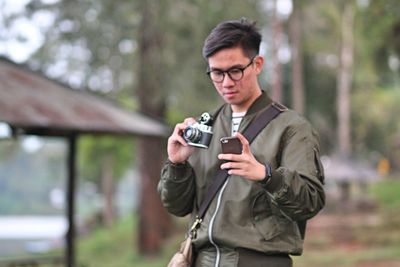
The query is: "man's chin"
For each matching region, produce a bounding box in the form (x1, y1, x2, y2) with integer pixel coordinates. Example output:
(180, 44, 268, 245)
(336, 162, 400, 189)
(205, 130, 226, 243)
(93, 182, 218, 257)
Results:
(223, 94, 239, 103)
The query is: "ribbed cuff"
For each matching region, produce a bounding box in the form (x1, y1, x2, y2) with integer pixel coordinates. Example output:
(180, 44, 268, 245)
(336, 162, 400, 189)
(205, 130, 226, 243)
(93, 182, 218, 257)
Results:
(164, 159, 191, 181)
(166, 159, 188, 167)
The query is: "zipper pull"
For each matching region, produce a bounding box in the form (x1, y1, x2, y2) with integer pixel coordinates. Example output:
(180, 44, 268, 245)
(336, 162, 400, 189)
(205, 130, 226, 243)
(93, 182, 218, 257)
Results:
(188, 216, 203, 239)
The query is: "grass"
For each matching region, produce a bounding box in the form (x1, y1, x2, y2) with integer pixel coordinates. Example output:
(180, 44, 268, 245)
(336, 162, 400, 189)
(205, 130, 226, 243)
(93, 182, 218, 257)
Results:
(77, 216, 174, 267)
(369, 178, 400, 210)
(75, 178, 400, 267)
(293, 246, 400, 267)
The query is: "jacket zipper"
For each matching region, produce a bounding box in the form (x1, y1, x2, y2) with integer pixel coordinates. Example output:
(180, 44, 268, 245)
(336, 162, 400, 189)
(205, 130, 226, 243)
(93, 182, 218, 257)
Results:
(208, 178, 229, 267)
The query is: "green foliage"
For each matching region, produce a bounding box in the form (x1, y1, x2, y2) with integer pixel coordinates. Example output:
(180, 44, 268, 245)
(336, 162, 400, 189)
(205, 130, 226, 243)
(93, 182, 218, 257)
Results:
(27, 0, 139, 96)
(352, 87, 400, 162)
(297, 0, 400, 157)
(358, 0, 400, 81)
(78, 136, 135, 185)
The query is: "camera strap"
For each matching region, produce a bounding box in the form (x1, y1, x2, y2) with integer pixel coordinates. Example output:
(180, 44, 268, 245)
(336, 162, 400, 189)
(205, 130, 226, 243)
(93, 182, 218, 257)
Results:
(190, 102, 287, 237)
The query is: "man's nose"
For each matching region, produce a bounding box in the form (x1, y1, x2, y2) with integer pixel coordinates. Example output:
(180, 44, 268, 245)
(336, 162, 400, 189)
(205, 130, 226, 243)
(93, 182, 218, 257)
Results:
(222, 73, 235, 87)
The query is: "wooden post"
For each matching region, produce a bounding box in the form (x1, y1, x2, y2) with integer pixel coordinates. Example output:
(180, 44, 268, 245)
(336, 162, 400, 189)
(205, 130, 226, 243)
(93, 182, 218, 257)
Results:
(66, 135, 77, 267)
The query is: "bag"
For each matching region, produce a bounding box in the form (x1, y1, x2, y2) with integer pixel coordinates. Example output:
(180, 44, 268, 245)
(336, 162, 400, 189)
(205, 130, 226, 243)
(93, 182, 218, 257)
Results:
(167, 237, 193, 267)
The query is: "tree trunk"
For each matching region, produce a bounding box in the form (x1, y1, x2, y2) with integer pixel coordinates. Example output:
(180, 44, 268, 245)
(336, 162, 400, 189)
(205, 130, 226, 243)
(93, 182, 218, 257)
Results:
(137, 137, 171, 255)
(101, 154, 115, 228)
(337, 2, 354, 156)
(289, 1, 305, 115)
(271, 0, 283, 102)
(136, 0, 172, 255)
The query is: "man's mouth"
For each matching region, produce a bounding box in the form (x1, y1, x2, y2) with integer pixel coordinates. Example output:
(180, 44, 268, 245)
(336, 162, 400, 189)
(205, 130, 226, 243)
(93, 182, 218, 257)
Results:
(223, 91, 238, 97)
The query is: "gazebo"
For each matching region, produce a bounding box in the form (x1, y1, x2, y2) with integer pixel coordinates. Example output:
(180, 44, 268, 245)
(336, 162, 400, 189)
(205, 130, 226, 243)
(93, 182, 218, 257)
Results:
(0, 57, 169, 266)
(322, 154, 380, 211)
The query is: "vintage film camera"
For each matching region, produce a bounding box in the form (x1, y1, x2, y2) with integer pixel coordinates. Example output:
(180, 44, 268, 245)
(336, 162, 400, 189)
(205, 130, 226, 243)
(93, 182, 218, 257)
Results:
(183, 112, 213, 149)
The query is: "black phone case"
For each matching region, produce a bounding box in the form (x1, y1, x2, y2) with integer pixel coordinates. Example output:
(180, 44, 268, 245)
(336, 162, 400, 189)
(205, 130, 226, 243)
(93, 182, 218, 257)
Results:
(220, 137, 242, 154)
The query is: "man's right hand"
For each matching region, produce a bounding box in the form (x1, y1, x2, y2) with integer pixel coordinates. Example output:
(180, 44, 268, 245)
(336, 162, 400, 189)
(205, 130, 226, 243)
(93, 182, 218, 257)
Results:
(167, 118, 197, 164)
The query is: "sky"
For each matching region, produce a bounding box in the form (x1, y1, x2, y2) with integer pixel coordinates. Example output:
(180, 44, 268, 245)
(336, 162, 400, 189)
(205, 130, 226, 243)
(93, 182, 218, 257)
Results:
(0, 0, 57, 62)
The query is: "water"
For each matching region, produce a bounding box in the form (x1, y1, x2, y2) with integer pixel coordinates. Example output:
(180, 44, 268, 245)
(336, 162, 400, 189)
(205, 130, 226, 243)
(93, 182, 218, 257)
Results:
(0, 216, 66, 257)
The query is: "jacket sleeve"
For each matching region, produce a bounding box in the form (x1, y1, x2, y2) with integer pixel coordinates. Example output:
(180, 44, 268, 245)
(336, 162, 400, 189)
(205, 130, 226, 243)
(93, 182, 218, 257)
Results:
(158, 160, 196, 217)
(263, 120, 325, 221)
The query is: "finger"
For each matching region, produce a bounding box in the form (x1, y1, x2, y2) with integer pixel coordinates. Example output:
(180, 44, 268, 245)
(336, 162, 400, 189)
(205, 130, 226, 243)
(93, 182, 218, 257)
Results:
(173, 117, 197, 134)
(173, 122, 188, 135)
(235, 133, 250, 154)
(220, 161, 246, 170)
(168, 135, 188, 147)
(227, 169, 246, 176)
(220, 161, 234, 170)
(176, 135, 189, 146)
(183, 117, 197, 125)
(218, 153, 241, 161)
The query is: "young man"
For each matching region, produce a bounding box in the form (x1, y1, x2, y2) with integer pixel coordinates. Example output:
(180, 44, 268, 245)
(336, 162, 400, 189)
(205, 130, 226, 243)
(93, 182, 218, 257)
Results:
(159, 18, 325, 267)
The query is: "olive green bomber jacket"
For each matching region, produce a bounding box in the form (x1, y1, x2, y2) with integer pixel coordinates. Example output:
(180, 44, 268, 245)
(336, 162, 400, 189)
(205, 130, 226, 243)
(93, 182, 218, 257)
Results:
(158, 92, 325, 256)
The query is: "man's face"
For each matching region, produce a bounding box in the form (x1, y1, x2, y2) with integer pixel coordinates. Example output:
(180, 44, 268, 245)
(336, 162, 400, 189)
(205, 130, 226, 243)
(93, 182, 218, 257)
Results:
(207, 46, 263, 113)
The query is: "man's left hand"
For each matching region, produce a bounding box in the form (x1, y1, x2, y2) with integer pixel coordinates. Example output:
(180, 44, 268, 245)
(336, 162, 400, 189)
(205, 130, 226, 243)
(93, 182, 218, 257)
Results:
(218, 132, 266, 181)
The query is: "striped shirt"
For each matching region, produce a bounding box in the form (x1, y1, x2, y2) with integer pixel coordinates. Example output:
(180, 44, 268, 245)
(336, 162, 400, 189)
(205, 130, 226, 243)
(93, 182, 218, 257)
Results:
(231, 112, 246, 136)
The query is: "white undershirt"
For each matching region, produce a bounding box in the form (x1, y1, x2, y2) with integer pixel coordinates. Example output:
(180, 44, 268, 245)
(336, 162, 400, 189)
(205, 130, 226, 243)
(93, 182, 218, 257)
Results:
(231, 111, 246, 136)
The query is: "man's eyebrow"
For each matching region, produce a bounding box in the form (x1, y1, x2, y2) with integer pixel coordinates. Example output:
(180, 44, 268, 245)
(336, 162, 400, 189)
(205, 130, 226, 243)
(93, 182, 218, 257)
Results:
(209, 63, 245, 71)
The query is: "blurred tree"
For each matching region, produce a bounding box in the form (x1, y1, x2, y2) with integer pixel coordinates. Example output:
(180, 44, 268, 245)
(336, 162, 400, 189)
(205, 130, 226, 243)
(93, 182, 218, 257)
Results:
(135, 0, 172, 255)
(301, 1, 343, 152)
(79, 136, 134, 227)
(289, 0, 305, 114)
(358, 0, 400, 85)
(270, 0, 284, 102)
(337, 0, 355, 157)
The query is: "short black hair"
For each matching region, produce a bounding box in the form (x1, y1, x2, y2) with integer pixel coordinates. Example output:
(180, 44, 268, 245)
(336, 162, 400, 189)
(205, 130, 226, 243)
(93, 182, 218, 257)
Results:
(202, 18, 262, 59)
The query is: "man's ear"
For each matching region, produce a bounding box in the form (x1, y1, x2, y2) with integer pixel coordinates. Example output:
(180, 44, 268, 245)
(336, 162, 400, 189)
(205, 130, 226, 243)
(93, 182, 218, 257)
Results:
(254, 56, 264, 74)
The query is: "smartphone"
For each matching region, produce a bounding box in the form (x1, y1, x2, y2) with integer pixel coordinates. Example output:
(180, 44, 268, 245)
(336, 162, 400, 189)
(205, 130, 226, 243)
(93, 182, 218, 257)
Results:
(220, 136, 242, 154)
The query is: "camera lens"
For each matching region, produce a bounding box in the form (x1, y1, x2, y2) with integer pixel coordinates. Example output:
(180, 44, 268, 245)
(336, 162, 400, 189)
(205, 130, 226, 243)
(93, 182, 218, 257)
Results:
(183, 126, 202, 142)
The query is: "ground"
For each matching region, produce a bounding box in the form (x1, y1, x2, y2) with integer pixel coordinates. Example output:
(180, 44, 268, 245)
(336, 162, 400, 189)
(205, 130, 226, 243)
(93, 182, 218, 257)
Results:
(293, 211, 400, 267)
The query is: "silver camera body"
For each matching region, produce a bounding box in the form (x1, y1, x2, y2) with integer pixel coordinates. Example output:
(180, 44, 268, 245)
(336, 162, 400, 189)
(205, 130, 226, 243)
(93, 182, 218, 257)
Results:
(183, 112, 213, 149)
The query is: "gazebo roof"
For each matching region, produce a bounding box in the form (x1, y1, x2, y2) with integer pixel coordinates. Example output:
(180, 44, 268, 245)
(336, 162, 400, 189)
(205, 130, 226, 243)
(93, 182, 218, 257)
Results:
(0, 57, 169, 137)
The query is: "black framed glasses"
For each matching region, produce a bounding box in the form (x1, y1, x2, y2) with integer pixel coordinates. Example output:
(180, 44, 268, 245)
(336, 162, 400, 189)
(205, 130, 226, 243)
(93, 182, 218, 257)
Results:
(207, 56, 256, 83)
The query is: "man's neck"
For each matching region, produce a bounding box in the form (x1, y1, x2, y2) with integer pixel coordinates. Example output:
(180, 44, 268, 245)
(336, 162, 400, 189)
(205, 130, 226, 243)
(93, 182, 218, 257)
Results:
(231, 88, 262, 113)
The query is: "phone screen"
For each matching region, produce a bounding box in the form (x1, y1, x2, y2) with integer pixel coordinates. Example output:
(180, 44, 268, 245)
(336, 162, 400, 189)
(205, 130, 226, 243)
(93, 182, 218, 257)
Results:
(220, 136, 242, 154)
